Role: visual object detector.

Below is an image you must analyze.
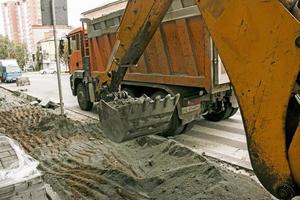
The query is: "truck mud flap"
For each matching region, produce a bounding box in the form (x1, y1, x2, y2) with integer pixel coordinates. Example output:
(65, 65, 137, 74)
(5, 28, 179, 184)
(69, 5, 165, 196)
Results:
(98, 94, 180, 143)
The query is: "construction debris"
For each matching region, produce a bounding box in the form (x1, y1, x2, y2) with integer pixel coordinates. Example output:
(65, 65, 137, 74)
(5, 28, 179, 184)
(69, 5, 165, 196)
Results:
(16, 77, 30, 87)
(0, 88, 272, 200)
(0, 136, 47, 200)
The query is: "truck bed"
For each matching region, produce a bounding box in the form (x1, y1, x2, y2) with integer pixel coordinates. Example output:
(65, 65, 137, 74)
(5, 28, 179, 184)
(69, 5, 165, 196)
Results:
(87, 1, 213, 90)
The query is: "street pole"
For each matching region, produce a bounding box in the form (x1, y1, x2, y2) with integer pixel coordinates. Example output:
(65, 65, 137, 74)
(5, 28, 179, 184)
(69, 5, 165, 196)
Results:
(51, 0, 64, 115)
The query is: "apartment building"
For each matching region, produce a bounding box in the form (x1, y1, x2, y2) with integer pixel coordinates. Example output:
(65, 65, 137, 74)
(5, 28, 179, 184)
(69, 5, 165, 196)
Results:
(1, 0, 71, 61)
(1, 0, 42, 53)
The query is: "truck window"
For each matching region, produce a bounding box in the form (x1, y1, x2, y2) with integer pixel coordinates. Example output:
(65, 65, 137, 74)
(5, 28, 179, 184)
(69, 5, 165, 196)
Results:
(69, 34, 79, 54)
(6, 66, 21, 73)
(76, 34, 80, 51)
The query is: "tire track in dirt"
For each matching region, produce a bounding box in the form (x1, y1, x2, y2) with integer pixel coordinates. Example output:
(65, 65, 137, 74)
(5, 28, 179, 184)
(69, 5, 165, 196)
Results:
(0, 105, 149, 199)
(0, 90, 272, 200)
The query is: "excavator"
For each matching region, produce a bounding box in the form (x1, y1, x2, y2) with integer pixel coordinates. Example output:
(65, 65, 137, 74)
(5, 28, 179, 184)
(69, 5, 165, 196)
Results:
(87, 0, 300, 199)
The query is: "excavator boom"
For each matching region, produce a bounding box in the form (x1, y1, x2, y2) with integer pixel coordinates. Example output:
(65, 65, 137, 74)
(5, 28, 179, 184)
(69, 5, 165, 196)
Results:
(97, 0, 300, 199)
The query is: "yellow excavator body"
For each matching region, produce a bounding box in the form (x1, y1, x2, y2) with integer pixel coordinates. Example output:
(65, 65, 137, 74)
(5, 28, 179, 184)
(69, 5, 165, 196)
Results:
(197, 0, 300, 198)
(96, 0, 300, 199)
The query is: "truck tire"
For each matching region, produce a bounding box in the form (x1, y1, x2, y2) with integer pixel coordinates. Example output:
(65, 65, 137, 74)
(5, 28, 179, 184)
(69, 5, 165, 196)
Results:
(227, 107, 239, 118)
(151, 91, 184, 137)
(182, 121, 196, 133)
(285, 97, 300, 148)
(203, 102, 235, 122)
(77, 83, 93, 111)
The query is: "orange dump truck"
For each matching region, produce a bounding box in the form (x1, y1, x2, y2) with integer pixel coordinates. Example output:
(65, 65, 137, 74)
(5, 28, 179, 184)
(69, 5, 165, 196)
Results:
(67, 0, 238, 136)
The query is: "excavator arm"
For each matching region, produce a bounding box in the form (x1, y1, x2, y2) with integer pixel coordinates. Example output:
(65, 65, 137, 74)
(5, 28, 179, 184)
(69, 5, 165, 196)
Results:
(95, 1, 174, 95)
(97, 0, 300, 199)
(197, 1, 300, 199)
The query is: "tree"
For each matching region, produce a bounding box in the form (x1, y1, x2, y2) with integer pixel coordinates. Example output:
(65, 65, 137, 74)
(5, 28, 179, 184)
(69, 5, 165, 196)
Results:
(11, 43, 28, 69)
(0, 36, 14, 59)
(35, 47, 43, 71)
(59, 38, 69, 71)
(0, 35, 29, 70)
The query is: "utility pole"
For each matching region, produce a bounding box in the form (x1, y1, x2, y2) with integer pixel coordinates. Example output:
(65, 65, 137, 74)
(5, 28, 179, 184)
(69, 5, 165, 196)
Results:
(51, 0, 64, 115)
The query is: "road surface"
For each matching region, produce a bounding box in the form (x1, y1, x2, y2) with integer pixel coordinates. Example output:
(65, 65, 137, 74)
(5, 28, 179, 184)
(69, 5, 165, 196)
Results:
(1, 72, 251, 169)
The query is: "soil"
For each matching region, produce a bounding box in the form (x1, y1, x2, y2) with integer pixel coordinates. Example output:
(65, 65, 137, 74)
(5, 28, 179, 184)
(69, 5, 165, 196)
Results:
(0, 88, 272, 200)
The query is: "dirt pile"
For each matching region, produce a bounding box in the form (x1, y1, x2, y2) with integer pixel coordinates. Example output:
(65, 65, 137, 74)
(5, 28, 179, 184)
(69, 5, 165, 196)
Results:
(0, 88, 272, 200)
(0, 91, 27, 112)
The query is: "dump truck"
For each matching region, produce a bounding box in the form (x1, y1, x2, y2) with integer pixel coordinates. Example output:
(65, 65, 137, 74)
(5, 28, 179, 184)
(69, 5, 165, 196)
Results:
(66, 0, 300, 199)
(68, 0, 238, 137)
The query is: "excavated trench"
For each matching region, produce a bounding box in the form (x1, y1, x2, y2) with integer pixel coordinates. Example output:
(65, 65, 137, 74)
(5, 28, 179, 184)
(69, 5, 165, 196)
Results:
(0, 88, 272, 200)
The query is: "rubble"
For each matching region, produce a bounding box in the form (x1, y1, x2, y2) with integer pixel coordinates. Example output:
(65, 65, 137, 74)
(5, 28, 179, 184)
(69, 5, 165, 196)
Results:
(0, 88, 272, 200)
(0, 136, 47, 200)
(16, 77, 30, 87)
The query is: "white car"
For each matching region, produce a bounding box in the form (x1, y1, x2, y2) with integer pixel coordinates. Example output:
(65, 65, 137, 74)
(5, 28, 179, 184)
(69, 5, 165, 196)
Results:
(40, 68, 57, 75)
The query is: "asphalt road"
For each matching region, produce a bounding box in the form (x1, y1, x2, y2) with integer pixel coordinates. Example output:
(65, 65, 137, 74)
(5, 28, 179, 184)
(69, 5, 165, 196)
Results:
(2, 72, 98, 118)
(1, 72, 251, 169)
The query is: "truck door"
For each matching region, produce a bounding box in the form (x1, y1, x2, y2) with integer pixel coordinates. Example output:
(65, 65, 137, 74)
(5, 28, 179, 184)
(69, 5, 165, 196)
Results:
(68, 32, 83, 74)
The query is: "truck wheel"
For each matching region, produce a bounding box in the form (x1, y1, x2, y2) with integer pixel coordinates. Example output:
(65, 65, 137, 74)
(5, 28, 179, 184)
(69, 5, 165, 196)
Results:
(182, 121, 196, 133)
(203, 102, 234, 122)
(77, 83, 93, 111)
(151, 91, 184, 137)
(285, 97, 300, 148)
(227, 107, 239, 118)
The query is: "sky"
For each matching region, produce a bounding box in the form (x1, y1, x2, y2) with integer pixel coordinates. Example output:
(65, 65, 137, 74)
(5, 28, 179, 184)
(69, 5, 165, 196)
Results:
(67, 0, 117, 27)
(0, 0, 117, 35)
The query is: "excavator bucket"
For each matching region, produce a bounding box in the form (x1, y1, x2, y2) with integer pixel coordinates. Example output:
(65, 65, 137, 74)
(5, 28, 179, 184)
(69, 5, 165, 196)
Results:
(98, 94, 180, 143)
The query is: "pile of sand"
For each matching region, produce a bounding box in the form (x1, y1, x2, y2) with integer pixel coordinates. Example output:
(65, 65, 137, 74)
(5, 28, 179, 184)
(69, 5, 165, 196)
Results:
(0, 88, 271, 200)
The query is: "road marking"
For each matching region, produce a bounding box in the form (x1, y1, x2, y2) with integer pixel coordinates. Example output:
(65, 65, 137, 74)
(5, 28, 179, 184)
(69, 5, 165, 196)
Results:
(175, 134, 251, 169)
(196, 120, 244, 133)
(175, 113, 252, 169)
(192, 125, 246, 143)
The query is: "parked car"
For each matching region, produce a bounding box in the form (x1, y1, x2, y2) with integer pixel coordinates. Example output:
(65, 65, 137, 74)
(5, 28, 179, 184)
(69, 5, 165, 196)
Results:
(0, 59, 22, 82)
(40, 67, 57, 75)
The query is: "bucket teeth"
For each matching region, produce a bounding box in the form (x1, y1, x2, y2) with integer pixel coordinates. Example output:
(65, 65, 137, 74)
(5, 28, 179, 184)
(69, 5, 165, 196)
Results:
(98, 94, 180, 143)
(154, 96, 161, 109)
(142, 97, 152, 112)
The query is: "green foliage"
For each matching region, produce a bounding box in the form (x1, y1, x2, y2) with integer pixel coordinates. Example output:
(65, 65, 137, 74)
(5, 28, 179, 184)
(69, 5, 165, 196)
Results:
(0, 35, 28, 70)
(35, 47, 43, 71)
(59, 39, 69, 69)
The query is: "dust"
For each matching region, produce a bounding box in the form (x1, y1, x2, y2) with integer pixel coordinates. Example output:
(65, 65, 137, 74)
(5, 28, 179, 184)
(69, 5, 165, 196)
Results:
(0, 88, 272, 200)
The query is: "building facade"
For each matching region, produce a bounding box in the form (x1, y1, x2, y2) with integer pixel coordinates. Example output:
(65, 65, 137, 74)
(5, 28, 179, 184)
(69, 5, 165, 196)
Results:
(35, 26, 71, 72)
(37, 36, 68, 72)
(1, 0, 42, 53)
(32, 25, 72, 53)
(1, 0, 71, 65)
